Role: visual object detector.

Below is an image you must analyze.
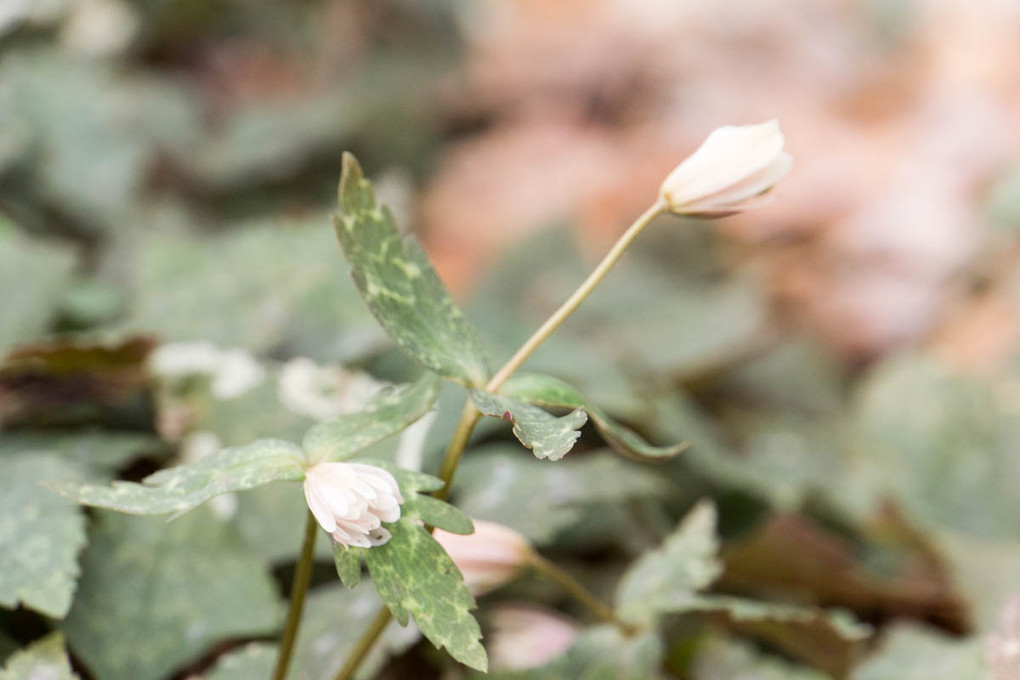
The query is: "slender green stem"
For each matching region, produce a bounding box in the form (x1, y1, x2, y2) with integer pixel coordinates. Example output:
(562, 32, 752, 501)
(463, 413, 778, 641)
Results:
(529, 553, 638, 635)
(485, 200, 666, 392)
(332, 607, 393, 680)
(435, 400, 483, 500)
(333, 200, 664, 678)
(273, 511, 319, 680)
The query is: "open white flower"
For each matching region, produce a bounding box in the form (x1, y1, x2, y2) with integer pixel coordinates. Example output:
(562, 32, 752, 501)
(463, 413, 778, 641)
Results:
(659, 120, 792, 218)
(303, 462, 403, 548)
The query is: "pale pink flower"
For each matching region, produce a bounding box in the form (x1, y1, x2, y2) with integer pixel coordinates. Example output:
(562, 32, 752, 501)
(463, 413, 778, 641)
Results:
(659, 120, 792, 218)
(303, 462, 403, 548)
(433, 519, 532, 595)
(488, 604, 578, 671)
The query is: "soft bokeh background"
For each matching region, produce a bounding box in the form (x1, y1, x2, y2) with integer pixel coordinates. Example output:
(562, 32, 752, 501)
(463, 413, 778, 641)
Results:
(3, 1, 1020, 679)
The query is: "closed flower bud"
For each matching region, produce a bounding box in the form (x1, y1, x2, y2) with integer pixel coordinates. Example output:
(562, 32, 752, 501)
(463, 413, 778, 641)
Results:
(659, 120, 792, 218)
(488, 604, 578, 671)
(303, 462, 403, 548)
(433, 520, 532, 595)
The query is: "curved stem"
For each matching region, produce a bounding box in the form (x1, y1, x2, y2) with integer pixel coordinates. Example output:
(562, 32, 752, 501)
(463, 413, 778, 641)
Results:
(485, 200, 666, 392)
(332, 607, 393, 680)
(273, 511, 319, 680)
(333, 200, 664, 679)
(529, 553, 638, 635)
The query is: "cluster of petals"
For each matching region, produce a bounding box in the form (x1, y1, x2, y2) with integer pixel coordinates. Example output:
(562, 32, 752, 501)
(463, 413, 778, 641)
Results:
(659, 119, 792, 218)
(303, 462, 403, 548)
(433, 519, 532, 595)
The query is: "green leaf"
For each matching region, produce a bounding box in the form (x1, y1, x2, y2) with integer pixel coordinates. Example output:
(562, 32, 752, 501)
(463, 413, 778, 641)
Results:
(0, 226, 76, 352)
(292, 582, 421, 680)
(338, 464, 486, 670)
(683, 596, 870, 676)
(0, 453, 86, 618)
(0, 633, 79, 680)
(414, 496, 474, 534)
(691, 636, 830, 680)
(0, 430, 164, 476)
(204, 643, 277, 680)
(62, 509, 282, 680)
(500, 373, 686, 460)
(364, 519, 486, 670)
(852, 356, 1020, 538)
(470, 390, 587, 461)
(334, 543, 362, 588)
(302, 373, 441, 463)
(616, 501, 721, 623)
(121, 217, 376, 356)
(334, 153, 490, 386)
(849, 624, 986, 680)
(454, 445, 666, 545)
(59, 438, 306, 517)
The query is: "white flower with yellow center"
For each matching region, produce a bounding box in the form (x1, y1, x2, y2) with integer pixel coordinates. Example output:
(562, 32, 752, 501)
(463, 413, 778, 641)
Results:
(303, 462, 403, 548)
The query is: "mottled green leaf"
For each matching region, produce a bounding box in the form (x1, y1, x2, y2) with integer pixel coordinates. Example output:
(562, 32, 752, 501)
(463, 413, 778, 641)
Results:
(341, 464, 486, 670)
(292, 582, 421, 680)
(204, 643, 277, 680)
(62, 509, 282, 680)
(334, 542, 362, 588)
(302, 373, 441, 463)
(364, 519, 486, 670)
(59, 438, 306, 517)
(849, 624, 986, 680)
(470, 390, 587, 461)
(616, 501, 721, 623)
(0, 633, 79, 680)
(454, 445, 666, 544)
(0, 453, 86, 618)
(334, 153, 490, 386)
(501, 373, 686, 460)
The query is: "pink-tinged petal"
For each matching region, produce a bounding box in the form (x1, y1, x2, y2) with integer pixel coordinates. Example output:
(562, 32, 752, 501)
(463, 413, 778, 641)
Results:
(304, 478, 337, 533)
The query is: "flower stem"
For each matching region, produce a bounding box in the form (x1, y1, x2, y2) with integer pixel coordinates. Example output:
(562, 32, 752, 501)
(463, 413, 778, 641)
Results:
(485, 200, 666, 392)
(332, 607, 393, 680)
(435, 400, 483, 500)
(273, 510, 319, 680)
(332, 200, 663, 678)
(529, 553, 638, 635)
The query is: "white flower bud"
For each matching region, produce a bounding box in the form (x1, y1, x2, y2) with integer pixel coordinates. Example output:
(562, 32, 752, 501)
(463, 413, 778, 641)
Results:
(303, 462, 404, 548)
(433, 519, 532, 595)
(659, 120, 792, 218)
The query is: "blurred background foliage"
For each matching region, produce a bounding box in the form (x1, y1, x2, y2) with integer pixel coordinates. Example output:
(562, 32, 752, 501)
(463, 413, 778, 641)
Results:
(2, 0, 1020, 678)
